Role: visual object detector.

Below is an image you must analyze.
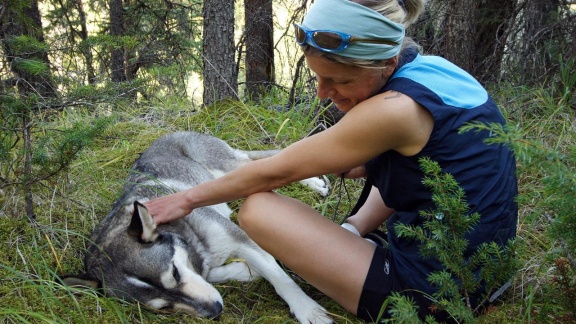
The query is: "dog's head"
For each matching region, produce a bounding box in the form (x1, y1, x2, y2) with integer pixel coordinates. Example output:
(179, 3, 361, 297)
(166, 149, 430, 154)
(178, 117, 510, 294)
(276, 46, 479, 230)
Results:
(62, 202, 223, 318)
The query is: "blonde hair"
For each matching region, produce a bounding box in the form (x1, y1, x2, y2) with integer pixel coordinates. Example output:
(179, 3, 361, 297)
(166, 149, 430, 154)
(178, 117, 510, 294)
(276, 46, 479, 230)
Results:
(354, 0, 426, 28)
(302, 0, 426, 67)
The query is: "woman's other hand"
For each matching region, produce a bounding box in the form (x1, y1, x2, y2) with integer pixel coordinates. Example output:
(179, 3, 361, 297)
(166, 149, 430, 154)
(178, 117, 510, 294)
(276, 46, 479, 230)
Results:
(338, 165, 366, 179)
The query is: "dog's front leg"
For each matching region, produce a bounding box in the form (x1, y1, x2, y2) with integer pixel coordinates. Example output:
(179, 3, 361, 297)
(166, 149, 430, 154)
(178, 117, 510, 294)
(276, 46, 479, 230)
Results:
(238, 246, 333, 324)
(207, 261, 261, 282)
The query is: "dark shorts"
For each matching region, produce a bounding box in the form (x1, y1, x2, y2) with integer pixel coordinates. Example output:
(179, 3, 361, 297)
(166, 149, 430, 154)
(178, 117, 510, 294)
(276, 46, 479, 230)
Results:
(357, 245, 458, 323)
(356, 245, 405, 322)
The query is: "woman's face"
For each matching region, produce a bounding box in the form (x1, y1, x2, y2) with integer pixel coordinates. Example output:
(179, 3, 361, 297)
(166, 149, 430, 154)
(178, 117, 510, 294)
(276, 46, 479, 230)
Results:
(305, 55, 394, 113)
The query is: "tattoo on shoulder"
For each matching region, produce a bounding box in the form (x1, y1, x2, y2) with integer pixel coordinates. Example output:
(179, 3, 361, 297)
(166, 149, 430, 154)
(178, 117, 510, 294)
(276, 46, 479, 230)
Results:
(384, 91, 402, 99)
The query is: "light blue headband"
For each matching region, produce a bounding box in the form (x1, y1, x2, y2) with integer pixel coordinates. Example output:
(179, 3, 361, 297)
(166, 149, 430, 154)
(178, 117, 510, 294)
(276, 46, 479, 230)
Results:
(301, 0, 405, 60)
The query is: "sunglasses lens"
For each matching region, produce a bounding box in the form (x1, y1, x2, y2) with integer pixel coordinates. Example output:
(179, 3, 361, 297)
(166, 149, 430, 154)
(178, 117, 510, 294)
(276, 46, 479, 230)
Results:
(294, 25, 307, 44)
(293, 24, 347, 51)
(312, 32, 344, 50)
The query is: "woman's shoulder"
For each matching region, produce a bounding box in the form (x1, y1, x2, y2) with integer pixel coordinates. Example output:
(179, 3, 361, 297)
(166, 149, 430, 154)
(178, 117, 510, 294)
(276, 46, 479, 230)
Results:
(347, 90, 434, 156)
(387, 54, 489, 111)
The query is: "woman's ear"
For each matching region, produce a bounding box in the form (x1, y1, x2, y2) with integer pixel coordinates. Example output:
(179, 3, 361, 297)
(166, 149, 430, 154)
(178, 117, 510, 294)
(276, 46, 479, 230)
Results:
(382, 57, 399, 78)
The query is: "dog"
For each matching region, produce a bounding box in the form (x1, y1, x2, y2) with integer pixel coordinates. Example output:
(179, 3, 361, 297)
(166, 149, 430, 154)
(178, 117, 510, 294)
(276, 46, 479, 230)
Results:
(62, 131, 332, 323)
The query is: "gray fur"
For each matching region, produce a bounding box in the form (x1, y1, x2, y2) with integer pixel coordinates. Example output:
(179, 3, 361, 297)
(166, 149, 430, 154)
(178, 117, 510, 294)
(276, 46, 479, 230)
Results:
(64, 131, 331, 323)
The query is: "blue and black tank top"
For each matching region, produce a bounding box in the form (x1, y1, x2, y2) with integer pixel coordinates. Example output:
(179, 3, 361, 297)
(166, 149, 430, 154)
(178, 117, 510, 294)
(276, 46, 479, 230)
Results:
(365, 49, 518, 301)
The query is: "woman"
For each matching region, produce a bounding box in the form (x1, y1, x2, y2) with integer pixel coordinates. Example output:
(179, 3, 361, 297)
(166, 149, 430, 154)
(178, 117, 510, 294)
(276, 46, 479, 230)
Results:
(144, 0, 518, 321)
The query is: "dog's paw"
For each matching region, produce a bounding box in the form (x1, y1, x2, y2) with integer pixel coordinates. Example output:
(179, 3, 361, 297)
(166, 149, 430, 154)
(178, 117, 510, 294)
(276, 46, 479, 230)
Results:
(290, 296, 333, 324)
(299, 176, 330, 196)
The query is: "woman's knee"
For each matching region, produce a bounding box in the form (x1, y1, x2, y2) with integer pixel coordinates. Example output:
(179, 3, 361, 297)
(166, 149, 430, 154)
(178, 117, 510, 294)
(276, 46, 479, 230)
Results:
(237, 191, 275, 231)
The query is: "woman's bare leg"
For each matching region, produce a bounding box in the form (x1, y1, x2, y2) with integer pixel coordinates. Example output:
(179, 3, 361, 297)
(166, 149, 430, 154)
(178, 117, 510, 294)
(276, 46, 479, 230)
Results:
(237, 191, 376, 314)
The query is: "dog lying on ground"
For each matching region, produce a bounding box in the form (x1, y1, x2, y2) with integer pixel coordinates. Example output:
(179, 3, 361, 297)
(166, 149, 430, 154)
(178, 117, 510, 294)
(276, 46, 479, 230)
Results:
(63, 131, 332, 323)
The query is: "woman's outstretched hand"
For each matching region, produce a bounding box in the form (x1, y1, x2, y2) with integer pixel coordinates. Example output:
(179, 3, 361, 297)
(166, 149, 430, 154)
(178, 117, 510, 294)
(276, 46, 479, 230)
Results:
(143, 191, 193, 224)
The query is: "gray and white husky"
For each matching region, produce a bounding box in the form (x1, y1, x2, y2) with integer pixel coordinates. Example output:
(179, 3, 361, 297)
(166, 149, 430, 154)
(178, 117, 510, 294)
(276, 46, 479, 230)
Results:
(63, 131, 332, 323)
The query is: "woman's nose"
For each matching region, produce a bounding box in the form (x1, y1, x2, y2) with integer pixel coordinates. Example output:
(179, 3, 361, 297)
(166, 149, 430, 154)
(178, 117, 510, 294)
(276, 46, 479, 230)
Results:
(316, 79, 333, 99)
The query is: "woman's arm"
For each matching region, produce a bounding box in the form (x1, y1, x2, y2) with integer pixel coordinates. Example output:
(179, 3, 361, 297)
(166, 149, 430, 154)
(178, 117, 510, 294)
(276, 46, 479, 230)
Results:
(345, 186, 393, 236)
(145, 91, 432, 224)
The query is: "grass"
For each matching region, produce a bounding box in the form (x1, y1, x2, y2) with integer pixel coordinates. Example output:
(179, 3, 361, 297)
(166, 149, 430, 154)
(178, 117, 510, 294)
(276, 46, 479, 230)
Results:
(0, 97, 364, 323)
(1, 74, 574, 323)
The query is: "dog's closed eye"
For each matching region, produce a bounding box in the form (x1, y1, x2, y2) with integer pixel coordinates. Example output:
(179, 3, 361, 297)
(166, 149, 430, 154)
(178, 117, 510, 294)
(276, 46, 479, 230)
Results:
(172, 262, 181, 282)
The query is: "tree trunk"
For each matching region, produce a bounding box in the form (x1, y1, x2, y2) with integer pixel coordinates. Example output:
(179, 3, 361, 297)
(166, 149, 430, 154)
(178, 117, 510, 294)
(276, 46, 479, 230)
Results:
(443, 0, 476, 74)
(520, 0, 560, 84)
(202, 0, 237, 106)
(244, 0, 274, 101)
(0, 0, 55, 221)
(110, 0, 126, 83)
(473, 0, 516, 84)
(0, 0, 56, 97)
(76, 0, 96, 84)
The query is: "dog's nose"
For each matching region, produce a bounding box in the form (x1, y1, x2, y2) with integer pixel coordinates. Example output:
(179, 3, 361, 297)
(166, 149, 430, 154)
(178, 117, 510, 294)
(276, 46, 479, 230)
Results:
(209, 301, 223, 321)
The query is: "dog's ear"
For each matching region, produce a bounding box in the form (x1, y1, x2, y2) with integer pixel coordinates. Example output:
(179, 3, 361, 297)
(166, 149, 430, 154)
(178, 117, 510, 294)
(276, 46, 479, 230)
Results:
(60, 273, 101, 290)
(128, 201, 159, 242)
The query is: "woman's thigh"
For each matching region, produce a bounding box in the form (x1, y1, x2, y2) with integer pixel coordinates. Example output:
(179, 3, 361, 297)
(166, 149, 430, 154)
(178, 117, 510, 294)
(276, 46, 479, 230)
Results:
(237, 191, 376, 314)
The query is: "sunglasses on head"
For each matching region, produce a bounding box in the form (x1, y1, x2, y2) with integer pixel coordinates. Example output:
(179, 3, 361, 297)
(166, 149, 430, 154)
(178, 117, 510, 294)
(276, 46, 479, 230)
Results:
(293, 23, 398, 53)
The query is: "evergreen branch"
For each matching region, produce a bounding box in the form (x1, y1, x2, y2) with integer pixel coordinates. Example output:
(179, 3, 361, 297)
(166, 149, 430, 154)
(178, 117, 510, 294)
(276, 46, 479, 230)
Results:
(393, 157, 518, 320)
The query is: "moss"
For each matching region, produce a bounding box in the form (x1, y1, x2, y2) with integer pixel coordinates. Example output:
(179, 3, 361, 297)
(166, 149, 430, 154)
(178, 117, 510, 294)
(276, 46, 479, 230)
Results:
(477, 303, 525, 324)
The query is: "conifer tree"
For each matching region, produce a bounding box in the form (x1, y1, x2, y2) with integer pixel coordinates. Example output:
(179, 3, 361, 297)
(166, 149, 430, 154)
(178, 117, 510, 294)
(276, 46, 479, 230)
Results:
(388, 157, 518, 322)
